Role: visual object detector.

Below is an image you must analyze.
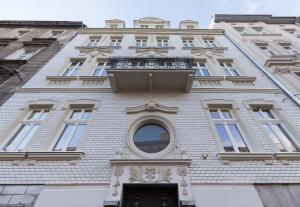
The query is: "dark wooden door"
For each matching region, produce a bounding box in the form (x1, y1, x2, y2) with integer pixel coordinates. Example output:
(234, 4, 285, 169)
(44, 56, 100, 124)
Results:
(122, 185, 178, 207)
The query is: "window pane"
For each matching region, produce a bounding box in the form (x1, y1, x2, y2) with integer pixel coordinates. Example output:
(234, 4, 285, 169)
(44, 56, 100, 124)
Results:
(195, 69, 202, 77)
(53, 125, 75, 151)
(272, 124, 299, 152)
(228, 124, 249, 152)
(224, 69, 231, 76)
(70, 110, 81, 120)
(39, 110, 49, 120)
(215, 124, 234, 152)
(28, 110, 41, 120)
(262, 124, 287, 152)
(230, 69, 239, 76)
(210, 110, 220, 119)
(67, 125, 86, 151)
(221, 110, 232, 119)
(5, 125, 31, 151)
(82, 110, 92, 120)
(202, 69, 210, 76)
(16, 125, 39, 151)
(261, 109, 275, 119)
(93, 68, 101, 76)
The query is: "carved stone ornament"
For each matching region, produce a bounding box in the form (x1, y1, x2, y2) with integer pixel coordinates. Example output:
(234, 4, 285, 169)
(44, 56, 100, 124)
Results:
(129, 166, 172, 183)
(177, 166, 188, 196)
(112, 166, 123, 196)
(126, 101, 179, 114)
(135, 48, 169, 57)
(273, 67, 291, 74)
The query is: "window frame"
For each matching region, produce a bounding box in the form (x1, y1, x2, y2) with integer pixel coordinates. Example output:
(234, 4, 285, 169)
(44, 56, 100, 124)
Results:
(109, 38, 122, 47)
(182, 39, 195, 48)
(203, 39, 217, 48)
(92, 62, 109, 76)
(135, 38, 148, 48)
(156, 38, 169, 48)
(63, 60, 84, 76)
(194, 62, 211, 77)
(52, 107, 94, 152)
(209, 107, 250, 153)
(86, 38, 101, 48)
(219, 61, 240, 77)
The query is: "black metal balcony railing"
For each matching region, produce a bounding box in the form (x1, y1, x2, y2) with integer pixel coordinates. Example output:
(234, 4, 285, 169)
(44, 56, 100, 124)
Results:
(108, 57, 194, 70)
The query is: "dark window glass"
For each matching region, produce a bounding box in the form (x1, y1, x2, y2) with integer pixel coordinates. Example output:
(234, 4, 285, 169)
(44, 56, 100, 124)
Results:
(133, 124, 170, 153)
(215, 124, 234, 152)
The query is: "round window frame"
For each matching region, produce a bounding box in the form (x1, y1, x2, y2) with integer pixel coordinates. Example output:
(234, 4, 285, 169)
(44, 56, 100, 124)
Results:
(127, 115, 177, 158)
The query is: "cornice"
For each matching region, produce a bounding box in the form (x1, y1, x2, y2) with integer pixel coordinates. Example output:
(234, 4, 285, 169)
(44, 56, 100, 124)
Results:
(16, 87, 281, 94)
(78, 28, 224, 35)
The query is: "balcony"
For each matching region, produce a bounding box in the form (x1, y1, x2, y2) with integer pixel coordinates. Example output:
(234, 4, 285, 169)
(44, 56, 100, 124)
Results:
(107, 57, 195, 92)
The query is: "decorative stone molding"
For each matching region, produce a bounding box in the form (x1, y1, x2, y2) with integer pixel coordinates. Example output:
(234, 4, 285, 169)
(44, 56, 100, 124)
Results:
(219, 152, 274, 161)
(275, 152, 300, 160)
(0, 151, 85, 161)
(75, 46, 113, 55)
(126, 101, 179, 114)
(78, 76, 106, 86)
(191, 47, 227, 58)
(105, 159, 194, 206)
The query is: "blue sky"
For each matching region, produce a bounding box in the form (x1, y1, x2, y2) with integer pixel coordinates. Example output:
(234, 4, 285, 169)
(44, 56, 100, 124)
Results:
(0, 0, 299, 28)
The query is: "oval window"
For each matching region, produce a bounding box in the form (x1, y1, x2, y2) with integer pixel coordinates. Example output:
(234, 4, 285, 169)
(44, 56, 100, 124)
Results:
(133, 124, 170, 153)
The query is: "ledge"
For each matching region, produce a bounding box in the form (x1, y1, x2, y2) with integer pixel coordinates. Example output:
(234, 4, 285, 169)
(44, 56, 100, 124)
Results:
(195, 76, 224, 81)
(190, 47, 228, 53)
(32, 37, 57, 41)
(0, 151, 85, 161)
(46, 76, 77, 81)
(129, 46, 175, 50)
(0, 37, 18, 42)
(75, 46, 113, 53)
(110, 159, 192, 166)
(219, 152, 274, 161)
(27, 152, 85, 160)
(225, 76, 256, 82)
(241, 33, 281, 36)
(275, 152, 300, 160)
(78, 76, 107, 81)
(0, 59, 28, 64)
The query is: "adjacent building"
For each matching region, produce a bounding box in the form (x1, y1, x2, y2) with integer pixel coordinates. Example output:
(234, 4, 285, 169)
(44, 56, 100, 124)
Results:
(0, 17, 300, 207)
(0, 20, 86, 105)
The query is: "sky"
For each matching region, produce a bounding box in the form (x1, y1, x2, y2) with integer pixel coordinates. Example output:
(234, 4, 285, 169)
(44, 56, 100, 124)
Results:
(0, 0, 299, 28)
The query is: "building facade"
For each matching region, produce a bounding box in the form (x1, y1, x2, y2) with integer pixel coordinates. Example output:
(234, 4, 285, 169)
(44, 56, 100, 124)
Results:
(0, 20, 85, 106)
(0, 17, 300, 207)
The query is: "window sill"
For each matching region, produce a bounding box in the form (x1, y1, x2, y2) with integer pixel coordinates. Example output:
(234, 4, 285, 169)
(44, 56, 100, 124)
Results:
(219, 152, 273, 161)
(46, 76, 77, 81)
(195, 76, 224, 81)
(75, 46, 113, 53)
(0, 37, 18, 42)
(241, 33, 281, 36)
(225, 76, 256, 82)
(130, 46, 175, 50)
(78, 76, 107, 81)
(0, 59, 28, 64)
(190, 47, 228, 51)
(0, 151, 85, 161)
(275, 152, 300, 160)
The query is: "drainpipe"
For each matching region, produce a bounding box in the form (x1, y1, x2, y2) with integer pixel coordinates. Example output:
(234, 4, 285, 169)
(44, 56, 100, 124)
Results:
(224, 32, 300, 107)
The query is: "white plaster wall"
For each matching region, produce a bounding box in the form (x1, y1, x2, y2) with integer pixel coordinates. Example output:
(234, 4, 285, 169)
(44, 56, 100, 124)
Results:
(192, 185, 264, 207)
(34, 186, 108, 207)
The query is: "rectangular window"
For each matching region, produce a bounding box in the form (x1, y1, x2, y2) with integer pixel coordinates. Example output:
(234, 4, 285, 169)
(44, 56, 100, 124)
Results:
(219, 62, 239, 76)
(87, 38, 101, 47)
(92, 62, 109, 76)
(53, 109, 92, 151)
(234, 27, 247, 34)
(210, 108, 249, 152)
(257, 44, 276, 56)
(18, 30, 29, 37)
(204, 39, 217, 48)
(278, 43, 300, 55)
(109, 38, 122, 47)
(51, 31, 63, 38)
(194, 62, 211, 77)
(157, 38, 169, 48)
(294, 71, 300, 78)
(155, 25, 164, 29)
(4, 109, 49, 151)
(141, 25, 149, 29)
(135, 39, 147, 47)
(252, 107, 299, 152)
(182, 39, 195, 48)
(63, 60, 83, 76)
(252, 27, 264, 34)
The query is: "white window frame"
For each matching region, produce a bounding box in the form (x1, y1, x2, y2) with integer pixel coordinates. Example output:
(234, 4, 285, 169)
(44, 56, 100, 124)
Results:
(204, 39, 217, 48)
(182, 39, 195, 48)
(51, 31, 64, 38)
(87, 38, 100, 47)
(210, 108, 250, 153)
(279, 43, 300, 55)
(18, 48, 41, 60)
(135, 38, 147, 47)
(109, 38, 122, 47)
(219, 62, 239, 76)
(52, 109, 92, 151)
(3, 109, 50, 152)
(258, 45, 276, 57)
(157, 38, 169, 48)
(17, 30, 29, 38)
(63, 61, 83, 76)
(253, 107, 299, 152)
(92, 62, 109, 76)
(194, 62, 211, 77)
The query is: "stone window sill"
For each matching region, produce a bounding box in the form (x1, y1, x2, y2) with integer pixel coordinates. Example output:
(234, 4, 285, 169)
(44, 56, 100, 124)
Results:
(241, 33, 281, 36)
(78, 76, 107, 81)
(225, 76, 256, 82)
(195, 76, 224, 81)
(189, 46, 228, 51)
(110, 159, 192, 166)
(275, 152, 300, 160)
(46, 76, 77, 81)
(219, 152, 273, 161)
(0, 151, 84, 161)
